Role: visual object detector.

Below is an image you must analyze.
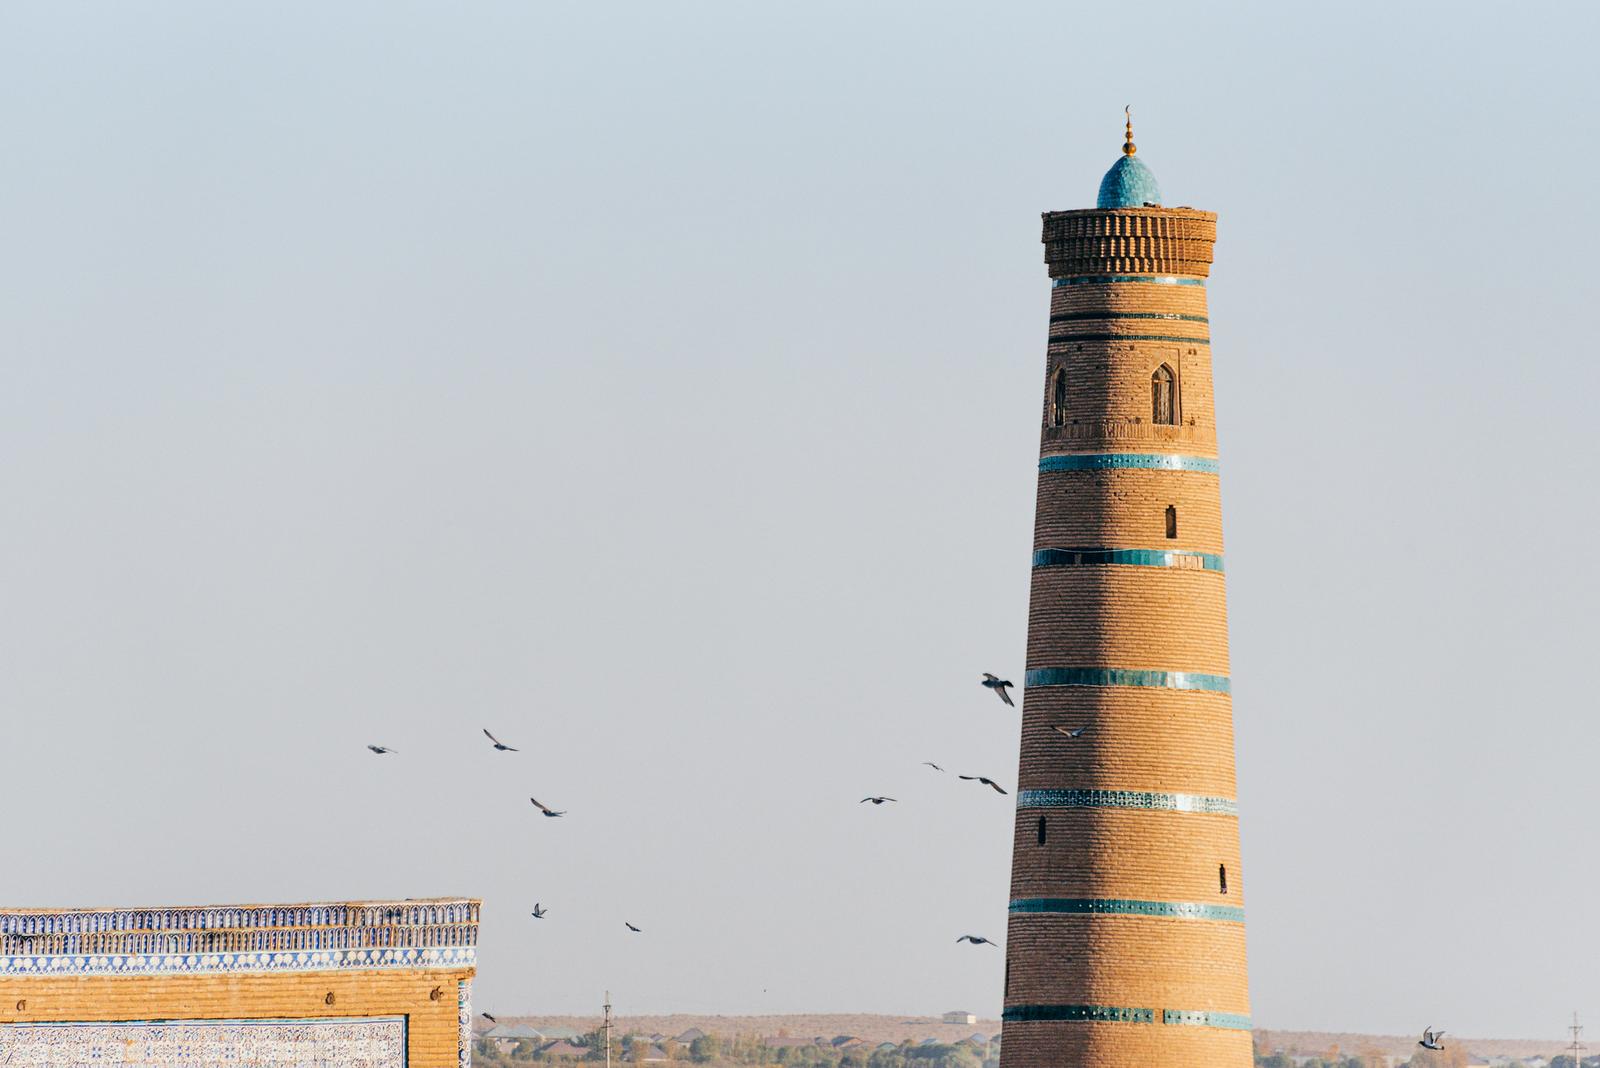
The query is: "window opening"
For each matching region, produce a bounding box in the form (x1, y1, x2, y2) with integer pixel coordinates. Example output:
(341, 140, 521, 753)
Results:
(1165, 505, 1177, 539)
(1036, 815, 1047, 845)
(1219, 863, 1228, 894)
(1051, 368, 1068, 427)
(1152, 364, 1176, 425)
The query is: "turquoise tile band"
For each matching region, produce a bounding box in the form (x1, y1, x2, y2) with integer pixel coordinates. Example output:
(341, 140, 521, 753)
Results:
(1009, 898, 1245, 923)
(1038, 453, 1219, 474)
(1003, 1005, 1250, 1030)
(1015, 789, 1237, 816)
(1049, 333, 1210, 345)
(1162, 1010, 1253, 1030)
(1032, 547, 1224, 572)
(1003, 1005, 1153, 1024)
(1025, 667, 1231, 694)
(1050, 312, 1209, 324)
(1052, 276, 1205, 287)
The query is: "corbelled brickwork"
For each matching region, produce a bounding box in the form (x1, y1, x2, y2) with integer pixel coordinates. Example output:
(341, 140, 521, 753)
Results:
(999, 196, 1250, 1068)
(0, 898, 479, 1068)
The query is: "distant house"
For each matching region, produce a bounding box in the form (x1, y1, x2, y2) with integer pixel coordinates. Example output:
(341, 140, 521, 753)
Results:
(943, 1011, 978, 1026)
(876, 1043, 900, 1053)
(968, 1034, 991, 1045)
(674, 1029, 708, 1045)
(920, 1038, 943, 1047)
(486, 1023, 548, 1048)
(832, 1037, 866, 1049)
(540, 1040, 588, 1058)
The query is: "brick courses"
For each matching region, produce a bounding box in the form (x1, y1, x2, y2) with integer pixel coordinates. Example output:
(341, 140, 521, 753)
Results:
(999, 204, 1249, 1068)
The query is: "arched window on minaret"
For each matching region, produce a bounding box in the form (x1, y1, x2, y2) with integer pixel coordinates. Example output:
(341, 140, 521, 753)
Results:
(1219, 863, 1228, 894)
(1165, 505, 1178, 539)
(1050, 367, 1068, 427)
(1037, 815, 1047, 845)
(1152, 363, 1177, 425)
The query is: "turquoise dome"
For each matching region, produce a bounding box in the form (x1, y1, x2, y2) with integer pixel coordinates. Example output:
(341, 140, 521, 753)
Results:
(1096, 154, 1161, 209)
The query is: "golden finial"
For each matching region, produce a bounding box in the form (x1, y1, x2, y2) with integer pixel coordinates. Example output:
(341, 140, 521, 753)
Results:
(1123, 105, 1136, 156)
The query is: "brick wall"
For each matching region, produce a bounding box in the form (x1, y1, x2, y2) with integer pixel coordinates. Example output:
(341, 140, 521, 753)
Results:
(999, 207, 1250, 1068)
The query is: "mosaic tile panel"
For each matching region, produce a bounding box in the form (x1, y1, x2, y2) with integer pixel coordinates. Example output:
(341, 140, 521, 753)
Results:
(0, 1016, 406, 1067)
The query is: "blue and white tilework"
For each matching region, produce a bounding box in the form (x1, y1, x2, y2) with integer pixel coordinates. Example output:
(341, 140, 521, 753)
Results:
(0, 1016, 406, 1067)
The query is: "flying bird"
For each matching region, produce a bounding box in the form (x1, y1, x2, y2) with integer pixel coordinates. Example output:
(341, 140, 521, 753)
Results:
(530, 798, 566, 817)
(921, 762, 944, 772)
(1052, 725, 1089, 739)
(366, 745, 398, 755)
(956, 935, 997, 947)
(959, 775, 1008, 795)
(860, 796, 897, 805)
(1419, 1029, 1445, 1052)
(531, 903, 547, 919)
(981, 673, 1015, 707)
(625, 922, 642, 933)
(481, 1013, 498, 1023)
(483, 729, 519, 752)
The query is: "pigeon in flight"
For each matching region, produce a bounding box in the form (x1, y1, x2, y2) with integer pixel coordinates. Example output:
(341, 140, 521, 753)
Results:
(530, 798, 566, 818)
(366, 745, 398, 755)
(921, 762, 944, 772)
(625, 922, 642, 933)
(959, 775, 1008, 795)
(956, 935, 998, 947)
(531, 903, 547, 919)
(860, 796, 897, 805)
(483, 729, 519, 752)
(1419, 1028, 1445, 1052)
(481, 1013, 498, 1023)
(1052, 725, 1089, 739)
(981, 673, 1015, 706)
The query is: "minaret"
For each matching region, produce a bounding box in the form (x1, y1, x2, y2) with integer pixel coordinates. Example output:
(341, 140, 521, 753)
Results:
(999, 112, 1251, 1068)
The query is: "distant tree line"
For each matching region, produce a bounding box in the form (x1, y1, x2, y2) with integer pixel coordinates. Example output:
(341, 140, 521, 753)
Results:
(474, 1031, 995, 1068)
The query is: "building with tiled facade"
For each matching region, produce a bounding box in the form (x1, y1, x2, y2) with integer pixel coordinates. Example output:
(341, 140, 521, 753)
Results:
(0, 897, 478, 1067)
(999, 117, 1251, 1068)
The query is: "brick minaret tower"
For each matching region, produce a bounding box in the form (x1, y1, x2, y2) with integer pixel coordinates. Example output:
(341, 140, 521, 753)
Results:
(999, 113, 1250, 1068)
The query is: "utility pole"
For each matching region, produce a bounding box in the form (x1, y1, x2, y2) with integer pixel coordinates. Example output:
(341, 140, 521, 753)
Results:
(604, 991, 613, 1068)
(1570, 1012, 1585, 1068)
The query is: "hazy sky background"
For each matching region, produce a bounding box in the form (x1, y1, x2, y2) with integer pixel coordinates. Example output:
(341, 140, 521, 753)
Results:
(3, 0, 1598, 1039)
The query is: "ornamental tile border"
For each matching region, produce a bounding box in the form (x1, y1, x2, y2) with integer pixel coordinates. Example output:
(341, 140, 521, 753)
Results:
(1037, 453, 1219, 474)
(1025, 667, 1231, 694)
(1051, 276, 1206, 287)
(1048, 333, 1211, 346)
(1032, 547, 1224, 572)
(1002, 1005, 1250, 1030)
(459, 977, 474, 1068)
(0, 945, 476, 978)
(1008, 898, 1245, 923)
(1015, 788, 1237, 817)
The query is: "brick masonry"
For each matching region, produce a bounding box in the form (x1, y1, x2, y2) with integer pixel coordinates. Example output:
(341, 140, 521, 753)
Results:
(998, 205, 1250, 1068)
(0, 898, 479, 1068)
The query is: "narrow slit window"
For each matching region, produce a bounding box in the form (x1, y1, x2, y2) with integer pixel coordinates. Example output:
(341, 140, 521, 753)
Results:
(1005, 961, 1011, 996)
(1152, 364, 1176, 425)
(1036, 815, 1047, 845)
(1219, 863, 1228, 895)
(1165, 505, 1178, 539)
(1051, 368, 1068, 427)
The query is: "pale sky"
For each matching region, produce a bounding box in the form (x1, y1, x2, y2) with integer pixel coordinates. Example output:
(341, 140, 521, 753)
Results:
(2, 0, 1598, 1040)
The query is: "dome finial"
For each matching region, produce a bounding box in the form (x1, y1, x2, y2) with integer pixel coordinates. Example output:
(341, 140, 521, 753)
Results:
(1123, 105, 1136, 156)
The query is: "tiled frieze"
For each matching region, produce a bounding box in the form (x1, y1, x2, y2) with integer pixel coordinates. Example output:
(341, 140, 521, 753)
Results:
(0, 1016, 406, 1067)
